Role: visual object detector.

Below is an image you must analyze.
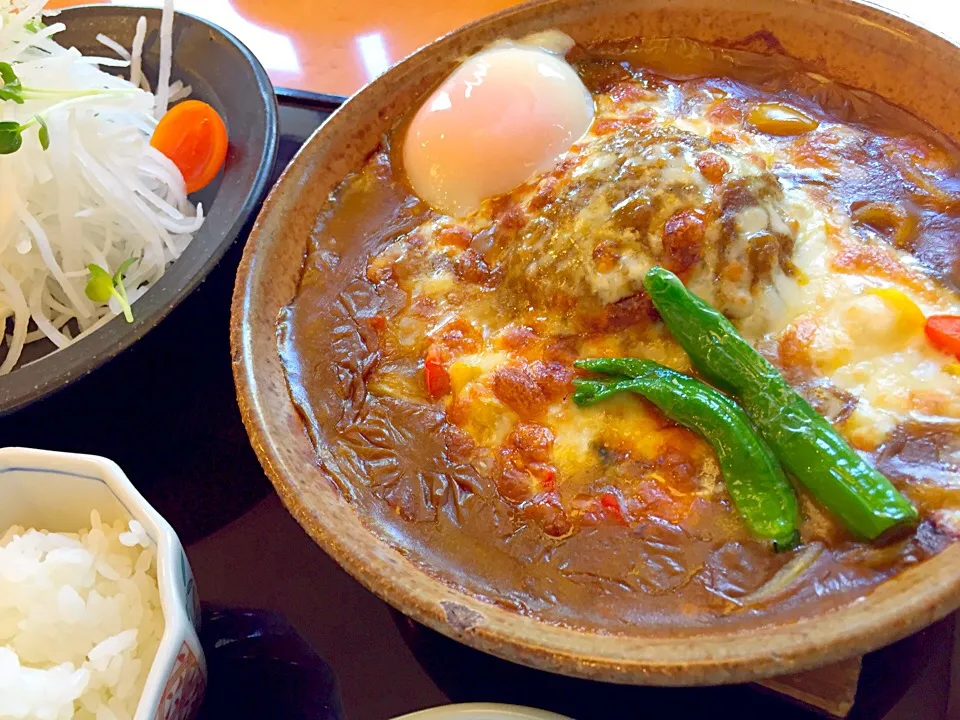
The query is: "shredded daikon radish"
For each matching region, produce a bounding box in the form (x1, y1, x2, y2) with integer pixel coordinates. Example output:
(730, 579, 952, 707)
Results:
(130, 16, 147, 92)
(96, 33, 131, 62)
(0, 0, 203, 375)
(154, 0, 174, 118)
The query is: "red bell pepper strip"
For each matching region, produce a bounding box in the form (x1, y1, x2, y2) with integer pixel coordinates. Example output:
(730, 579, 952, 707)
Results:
(925, 315, 960, 357)
(424, 343, 451, 398)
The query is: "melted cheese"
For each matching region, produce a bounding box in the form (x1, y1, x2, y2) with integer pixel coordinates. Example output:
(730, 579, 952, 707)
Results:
(751, 194, 960, 448)
(364, 53, 960, 524)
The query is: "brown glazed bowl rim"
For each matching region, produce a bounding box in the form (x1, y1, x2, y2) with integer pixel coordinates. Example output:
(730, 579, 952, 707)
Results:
(233, 0, 960, 685)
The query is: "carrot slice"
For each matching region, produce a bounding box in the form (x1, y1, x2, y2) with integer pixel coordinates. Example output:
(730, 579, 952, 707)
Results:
(151, 100, 228, 193)
(925, 315, 960, 357)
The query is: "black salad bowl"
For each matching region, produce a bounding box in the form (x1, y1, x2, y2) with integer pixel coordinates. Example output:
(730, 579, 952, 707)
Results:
(0, 4, 278, 415)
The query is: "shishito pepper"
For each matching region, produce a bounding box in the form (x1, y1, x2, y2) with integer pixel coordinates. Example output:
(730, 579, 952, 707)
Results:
(574, 358, 800, 551)
(642, 266, 918, 540)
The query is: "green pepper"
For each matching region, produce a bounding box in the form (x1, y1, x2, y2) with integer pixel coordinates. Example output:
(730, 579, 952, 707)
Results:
(574, 358, 800, 550)
(643, 266, 918, 540)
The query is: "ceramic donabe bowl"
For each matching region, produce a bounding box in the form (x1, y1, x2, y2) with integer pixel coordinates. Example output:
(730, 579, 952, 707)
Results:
(232, 0, 960, 685)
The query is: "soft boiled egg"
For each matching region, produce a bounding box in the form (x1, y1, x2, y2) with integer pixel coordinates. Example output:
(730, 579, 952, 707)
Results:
(403, 33, 594, 217)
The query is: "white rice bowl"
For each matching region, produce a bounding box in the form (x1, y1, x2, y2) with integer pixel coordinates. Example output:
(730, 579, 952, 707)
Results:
(0, 510, 164, 720)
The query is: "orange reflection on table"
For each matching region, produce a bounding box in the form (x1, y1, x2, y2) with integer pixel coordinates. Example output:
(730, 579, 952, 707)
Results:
(46, 0, 526, 95)
(45, 0, 957, 96)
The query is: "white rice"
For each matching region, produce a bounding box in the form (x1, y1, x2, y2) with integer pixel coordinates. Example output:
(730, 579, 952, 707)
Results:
(0, 511, 164, 720)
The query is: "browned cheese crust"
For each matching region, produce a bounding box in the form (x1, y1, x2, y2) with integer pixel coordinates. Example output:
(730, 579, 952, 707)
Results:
(279, 38, 960, 633)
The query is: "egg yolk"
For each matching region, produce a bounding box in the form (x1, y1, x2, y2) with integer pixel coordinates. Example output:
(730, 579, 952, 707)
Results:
(403, 45, 594, 217)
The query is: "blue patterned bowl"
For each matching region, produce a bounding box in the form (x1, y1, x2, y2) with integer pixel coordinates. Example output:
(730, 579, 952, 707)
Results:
(0, 447, 205, 720)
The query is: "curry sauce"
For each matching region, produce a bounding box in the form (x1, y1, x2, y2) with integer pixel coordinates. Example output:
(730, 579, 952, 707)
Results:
(279, 37, 960, 633)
